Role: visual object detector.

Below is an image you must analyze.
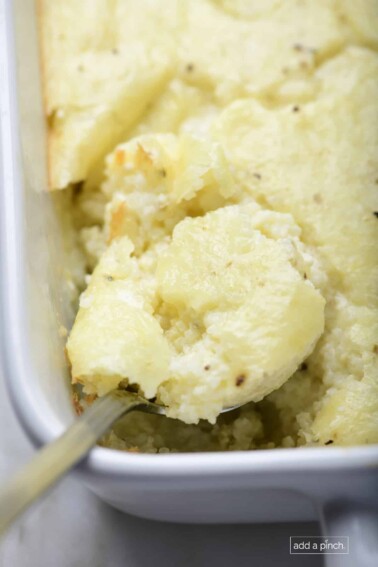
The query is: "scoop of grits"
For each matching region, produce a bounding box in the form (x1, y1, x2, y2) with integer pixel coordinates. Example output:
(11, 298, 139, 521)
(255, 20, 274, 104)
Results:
(67, 199, 325, 423)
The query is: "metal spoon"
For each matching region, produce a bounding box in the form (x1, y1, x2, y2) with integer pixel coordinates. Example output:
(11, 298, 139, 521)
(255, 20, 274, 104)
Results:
(0, 389, 238, 535)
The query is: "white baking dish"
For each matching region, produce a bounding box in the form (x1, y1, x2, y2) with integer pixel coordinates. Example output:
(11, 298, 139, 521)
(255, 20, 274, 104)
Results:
(1, 1, 378, 563)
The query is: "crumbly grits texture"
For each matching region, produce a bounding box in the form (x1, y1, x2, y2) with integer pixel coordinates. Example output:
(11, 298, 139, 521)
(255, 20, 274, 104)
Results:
(41, 0, 378, 450)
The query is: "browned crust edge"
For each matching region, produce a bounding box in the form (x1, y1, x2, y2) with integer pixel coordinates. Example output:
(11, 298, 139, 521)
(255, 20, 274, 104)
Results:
(35, 0, 54, 191)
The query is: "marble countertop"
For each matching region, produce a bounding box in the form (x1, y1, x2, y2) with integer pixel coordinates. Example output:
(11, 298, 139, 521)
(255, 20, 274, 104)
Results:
(0, 352, 322, 567)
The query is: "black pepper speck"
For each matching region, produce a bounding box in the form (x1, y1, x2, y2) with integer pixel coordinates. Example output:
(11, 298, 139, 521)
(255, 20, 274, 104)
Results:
(235, 374, 246, 386)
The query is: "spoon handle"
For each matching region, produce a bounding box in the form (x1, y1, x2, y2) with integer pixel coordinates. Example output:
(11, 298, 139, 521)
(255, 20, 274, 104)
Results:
(0, 391, 142, 536)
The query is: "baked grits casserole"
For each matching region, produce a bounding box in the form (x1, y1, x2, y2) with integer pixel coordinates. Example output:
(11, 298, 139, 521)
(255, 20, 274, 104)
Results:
(40, 0, 378, 451)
